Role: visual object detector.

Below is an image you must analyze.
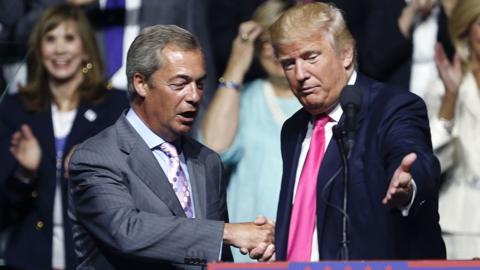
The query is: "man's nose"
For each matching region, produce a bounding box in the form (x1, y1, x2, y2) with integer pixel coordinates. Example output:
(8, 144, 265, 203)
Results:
(185, 82, 202, 104)
(294, 59, 308, 82)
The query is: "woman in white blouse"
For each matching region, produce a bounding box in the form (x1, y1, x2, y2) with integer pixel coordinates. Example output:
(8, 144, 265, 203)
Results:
(425, 0, 480, 259)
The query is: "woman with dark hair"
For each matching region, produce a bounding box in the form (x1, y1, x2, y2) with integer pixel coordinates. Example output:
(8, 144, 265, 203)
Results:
(0, 4, 128, 269)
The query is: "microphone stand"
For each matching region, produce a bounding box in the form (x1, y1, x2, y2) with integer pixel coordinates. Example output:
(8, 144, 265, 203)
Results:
(333, 125, 350, 260)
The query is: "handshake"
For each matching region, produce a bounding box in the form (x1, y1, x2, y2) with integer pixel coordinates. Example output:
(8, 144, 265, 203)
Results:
(223, 216, 276, 262)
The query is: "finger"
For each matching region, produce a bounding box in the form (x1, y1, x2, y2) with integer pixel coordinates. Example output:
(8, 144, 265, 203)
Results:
(452, 53, 462, 69)
(249, 243, 267, 260)
(266, 217, 275, 225)
(268, 252, 276, 262)
(21, 124, 34, 140)
(399, 153, 417, 173)
(254, 215, 267, 225)
(259, 244, 275, 262)
(249, 25, 263, 40)
(11, 131, 22, 145)
(239, 247, 249, 255)
(434, 43, 447, 64)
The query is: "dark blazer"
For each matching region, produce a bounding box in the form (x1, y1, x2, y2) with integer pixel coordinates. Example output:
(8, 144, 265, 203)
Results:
(0, 89, 128, 270)
(68, 114, 231, 270)
(275, 74, 446, 260)
(360, 0, 453, 90)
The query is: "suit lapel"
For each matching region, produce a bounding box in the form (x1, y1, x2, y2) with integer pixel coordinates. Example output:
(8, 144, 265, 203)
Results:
(315, 135, 342, 248)
(315, 73, 371, 254)
(277, 109, 310, 259)
(117, 116, 186, 217)
(29, 107, 56, 164)
(64, 105, 94, 156)
(183, 139, 207, 219)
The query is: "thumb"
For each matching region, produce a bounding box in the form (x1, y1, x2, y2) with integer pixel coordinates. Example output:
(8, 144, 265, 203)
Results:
(21, 124, 34, 140)
(254, 215, 267, 225)
(399, 153, 417, 173)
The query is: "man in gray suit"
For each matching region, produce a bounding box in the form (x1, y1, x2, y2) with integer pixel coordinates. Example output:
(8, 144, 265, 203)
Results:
(68, 25, 275, 269)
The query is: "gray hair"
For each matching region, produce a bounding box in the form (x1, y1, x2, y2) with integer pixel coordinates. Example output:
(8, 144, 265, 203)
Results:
(126, 25, 201, 100)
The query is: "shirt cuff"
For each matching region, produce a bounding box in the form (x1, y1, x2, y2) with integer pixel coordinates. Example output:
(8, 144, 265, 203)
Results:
(400, 179, 417, 217)
(218, 240, 223, 260)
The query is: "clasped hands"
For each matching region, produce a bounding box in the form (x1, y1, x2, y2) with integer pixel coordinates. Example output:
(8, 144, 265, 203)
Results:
(224, 216, 275, 262)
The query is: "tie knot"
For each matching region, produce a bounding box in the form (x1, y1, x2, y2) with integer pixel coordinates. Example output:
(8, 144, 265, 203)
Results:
(314, 114, 330, 128)
(159, 142, 179, 159)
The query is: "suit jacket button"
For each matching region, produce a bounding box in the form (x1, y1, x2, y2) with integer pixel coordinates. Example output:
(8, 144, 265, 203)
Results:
(36, 221, 44, 230)
(31, 191, 38, 198)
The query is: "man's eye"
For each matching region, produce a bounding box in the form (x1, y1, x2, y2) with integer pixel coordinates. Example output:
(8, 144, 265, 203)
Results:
(307, 54, 319, 63)
(171, 83, 186, 90)
(281, 61, 294, 71)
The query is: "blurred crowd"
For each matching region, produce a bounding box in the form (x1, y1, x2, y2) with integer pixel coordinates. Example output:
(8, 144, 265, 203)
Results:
(1, 0, 480, 268)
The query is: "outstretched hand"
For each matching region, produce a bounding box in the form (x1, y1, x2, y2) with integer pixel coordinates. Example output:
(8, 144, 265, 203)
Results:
(383, 153, 416, 208)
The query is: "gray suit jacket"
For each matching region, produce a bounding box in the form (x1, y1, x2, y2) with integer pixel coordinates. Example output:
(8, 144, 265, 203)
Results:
(68, 114, 229, 270)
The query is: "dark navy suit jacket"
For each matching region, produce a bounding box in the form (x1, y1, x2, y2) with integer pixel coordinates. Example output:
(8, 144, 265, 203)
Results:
(0, 89, 128, 270)
(275, 74, 446, 260)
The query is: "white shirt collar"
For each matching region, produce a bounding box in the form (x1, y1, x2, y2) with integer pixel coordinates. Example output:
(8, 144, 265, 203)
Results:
(126, 108, 166, 149)
(319, 70, 357, 123)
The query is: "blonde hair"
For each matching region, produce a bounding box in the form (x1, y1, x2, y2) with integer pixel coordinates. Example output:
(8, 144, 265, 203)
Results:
(449, 0, 480, 70)
(252, 0, 292, 31)
(269, 2, 356, 61)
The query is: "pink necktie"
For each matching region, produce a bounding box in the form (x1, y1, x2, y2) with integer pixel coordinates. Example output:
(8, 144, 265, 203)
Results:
(159, 142, 194, 218)
(287, 115, 330, 261)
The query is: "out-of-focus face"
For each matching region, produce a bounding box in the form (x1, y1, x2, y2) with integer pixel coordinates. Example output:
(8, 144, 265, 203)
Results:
(469, 16, 480, 60)
(258, 35, 285, 79)
(275, 32, 353, 115)
(41, 20, 86, 83)
(136, 46, 205, 141)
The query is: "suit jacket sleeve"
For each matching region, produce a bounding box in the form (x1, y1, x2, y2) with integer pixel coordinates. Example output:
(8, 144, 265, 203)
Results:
(377, 90, 441, 213)
(68, 144, 225, 265)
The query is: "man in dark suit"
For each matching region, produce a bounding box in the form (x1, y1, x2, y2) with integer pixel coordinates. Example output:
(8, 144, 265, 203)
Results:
(269, 2, 445, 260)
(68, 25, 275, 269)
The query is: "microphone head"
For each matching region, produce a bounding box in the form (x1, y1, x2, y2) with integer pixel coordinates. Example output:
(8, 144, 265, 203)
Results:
(340, 85, 363, 111)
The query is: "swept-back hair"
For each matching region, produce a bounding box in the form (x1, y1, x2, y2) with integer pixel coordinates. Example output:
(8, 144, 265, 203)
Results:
(126, 24, 201, 101)
(269, 2, 356, 64)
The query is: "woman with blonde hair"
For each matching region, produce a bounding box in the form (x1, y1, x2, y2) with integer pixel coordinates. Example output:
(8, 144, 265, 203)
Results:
(0, 4, 128, 269)
(202, 0, 300, 262)
(424, 0, 480, 259)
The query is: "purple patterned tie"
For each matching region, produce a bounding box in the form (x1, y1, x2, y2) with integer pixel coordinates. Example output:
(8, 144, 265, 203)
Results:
(159, 142, 194, 218)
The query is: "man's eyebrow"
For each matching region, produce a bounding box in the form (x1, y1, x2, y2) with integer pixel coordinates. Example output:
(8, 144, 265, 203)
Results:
(169, 74, 207, 82)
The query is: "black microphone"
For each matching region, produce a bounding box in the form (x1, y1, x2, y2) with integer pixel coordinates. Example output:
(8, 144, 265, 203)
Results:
(340, 85, 363, 153)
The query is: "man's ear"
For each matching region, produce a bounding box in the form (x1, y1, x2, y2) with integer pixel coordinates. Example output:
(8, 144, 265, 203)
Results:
(341, 44, 354, 69)
(132, 73, 150, 97)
